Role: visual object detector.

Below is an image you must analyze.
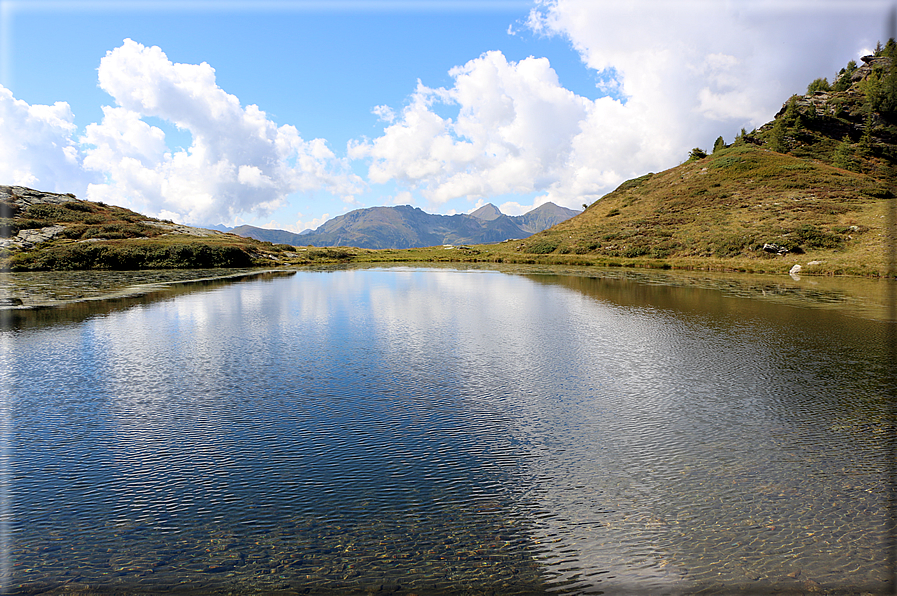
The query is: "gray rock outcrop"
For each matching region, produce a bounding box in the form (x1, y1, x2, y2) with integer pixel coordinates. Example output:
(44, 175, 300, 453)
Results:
(1, 186, 82, 251)
(0, 225, 66, 250)
(762, 243, 788, 255)
(0, 185, 78, 209)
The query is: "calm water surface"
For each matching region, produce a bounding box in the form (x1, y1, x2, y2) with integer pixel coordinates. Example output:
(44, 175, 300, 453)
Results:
(1, 267, 893, 594)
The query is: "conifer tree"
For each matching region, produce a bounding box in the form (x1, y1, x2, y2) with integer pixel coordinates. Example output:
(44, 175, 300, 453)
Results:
(885, 38, 897, 58)
(781, 97, 800, 127)
(833, 135, 858, 171)
(768, 120, 787, 152)
(877, 59, 897, 114)
(688, 147, 707, 161)
(712, 136, 726, 153)
(807, 78, 830, 93)
(833, 60, 857, 92)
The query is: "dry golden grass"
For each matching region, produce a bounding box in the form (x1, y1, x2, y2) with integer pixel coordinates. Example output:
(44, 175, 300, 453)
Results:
(348, 143, 893, 277)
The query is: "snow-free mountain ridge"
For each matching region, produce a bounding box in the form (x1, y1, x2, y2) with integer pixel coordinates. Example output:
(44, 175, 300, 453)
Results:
(227, 202, 580, 249)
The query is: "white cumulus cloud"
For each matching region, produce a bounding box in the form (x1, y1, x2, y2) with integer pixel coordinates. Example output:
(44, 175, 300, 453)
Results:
(527, 0, 890, 161)
(81, 39, 362, 225)
(0, 85, 97, 193)
(291, 213, 331, 233)
(350, 1, 890, 212)
(350, 51, 599, 208)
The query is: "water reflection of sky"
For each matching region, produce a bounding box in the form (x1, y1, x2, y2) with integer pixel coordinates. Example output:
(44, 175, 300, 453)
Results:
(4, 268, 891, 594)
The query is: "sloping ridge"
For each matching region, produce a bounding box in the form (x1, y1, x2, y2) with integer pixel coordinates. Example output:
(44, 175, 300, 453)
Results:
(232, 202, 579, 249)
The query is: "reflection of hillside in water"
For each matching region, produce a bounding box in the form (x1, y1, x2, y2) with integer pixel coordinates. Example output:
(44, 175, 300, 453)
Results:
(519, 267, 895, 322)
(512, 270, 892, 594)
(0, 269, 296, 330)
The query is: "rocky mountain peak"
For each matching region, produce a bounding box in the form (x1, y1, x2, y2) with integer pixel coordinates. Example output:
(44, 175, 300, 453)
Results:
(469, 203, 502, 221)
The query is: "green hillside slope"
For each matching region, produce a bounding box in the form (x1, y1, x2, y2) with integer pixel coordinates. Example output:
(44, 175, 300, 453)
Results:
(508, 46, 897, 276)
(0, 186, 361, 271)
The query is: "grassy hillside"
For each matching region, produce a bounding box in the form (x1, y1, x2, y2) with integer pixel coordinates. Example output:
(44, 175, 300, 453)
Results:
(346, 48, 897, 277)
(0, 188, 365, 271)
(492, 49, 897, 276)
(506, 143, 891, 275)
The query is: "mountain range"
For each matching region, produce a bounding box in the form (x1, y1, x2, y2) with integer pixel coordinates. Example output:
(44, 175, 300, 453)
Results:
(222, 202, 580, 249)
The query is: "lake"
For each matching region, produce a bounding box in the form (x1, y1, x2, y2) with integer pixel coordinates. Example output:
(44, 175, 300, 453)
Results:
(1, 266, 893, 594)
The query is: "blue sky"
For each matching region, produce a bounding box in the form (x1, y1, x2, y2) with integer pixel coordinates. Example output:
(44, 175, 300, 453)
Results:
(0, 0, 892, 232)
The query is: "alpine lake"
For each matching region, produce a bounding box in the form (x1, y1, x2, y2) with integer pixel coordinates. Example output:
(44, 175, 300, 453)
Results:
(1, 264, 894, 595)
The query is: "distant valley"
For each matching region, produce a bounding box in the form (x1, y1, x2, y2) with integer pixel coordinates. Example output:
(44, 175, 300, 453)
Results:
(219, 202, 580, 249)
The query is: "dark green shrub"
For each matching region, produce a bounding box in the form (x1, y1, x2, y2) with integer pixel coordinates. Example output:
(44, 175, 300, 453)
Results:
(713, 235, 751, 257)
(807, 77, 830, 94)
(61, 225, 88, 239)
(860, 186, 894, 199)
(23, 204, 68, 221)
(325, 248, 352, 259)
(615, 173, 654, 192)
(688, 147, 708, 161)
(13, 218, 47, 231)
(622, 245, 650, 258)
(793, 225, 844, 250)
(527, 240, 560, 254)
(62, 201, 94, 213)
(711, 155, 745, 170)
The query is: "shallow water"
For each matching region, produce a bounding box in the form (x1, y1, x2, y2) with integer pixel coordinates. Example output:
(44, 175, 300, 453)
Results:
(2, 267, 893, 594)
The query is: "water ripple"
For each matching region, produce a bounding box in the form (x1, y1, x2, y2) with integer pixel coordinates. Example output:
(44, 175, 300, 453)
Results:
(4, 268, 891, 594)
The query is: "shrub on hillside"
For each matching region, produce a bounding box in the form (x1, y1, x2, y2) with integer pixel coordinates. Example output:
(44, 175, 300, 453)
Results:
(10, 242, 255, 271)
(688, 147, 708, 161)
(62, 201, 95, 213)
(713, 235, 752, 257)
(526, 240, 560, 254)
(792, 224, 844, 250)
(807, 78, 831, 94)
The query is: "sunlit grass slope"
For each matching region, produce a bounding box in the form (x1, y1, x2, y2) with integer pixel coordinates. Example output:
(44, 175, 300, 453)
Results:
(506, 143, 892, 276)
